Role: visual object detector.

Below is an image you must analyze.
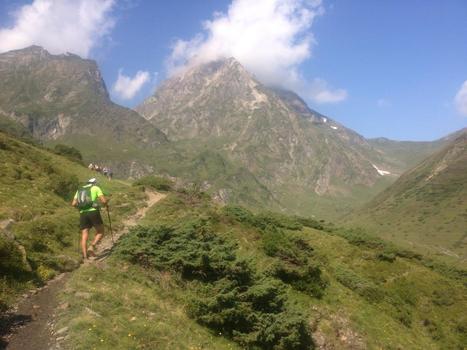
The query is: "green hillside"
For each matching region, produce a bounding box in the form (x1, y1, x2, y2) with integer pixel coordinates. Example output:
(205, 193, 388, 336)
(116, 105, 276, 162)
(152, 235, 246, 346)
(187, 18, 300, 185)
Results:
(55, 188, 466, 349)
(345, 132, 467, 265)
(0, 46, 167, 177)
(0, 131, 147, 310)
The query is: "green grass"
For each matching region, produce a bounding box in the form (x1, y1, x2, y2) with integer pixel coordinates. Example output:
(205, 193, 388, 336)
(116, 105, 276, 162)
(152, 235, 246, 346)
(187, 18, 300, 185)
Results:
(57, 189, 466, 349)
(344, 134, 467, 267)
(55, 263, 241, 350)
(0, 131, 147, 309)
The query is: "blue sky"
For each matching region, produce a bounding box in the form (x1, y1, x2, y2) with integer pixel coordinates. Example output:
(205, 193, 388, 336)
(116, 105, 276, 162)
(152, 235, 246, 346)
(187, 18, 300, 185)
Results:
(0, 0, 466, 141)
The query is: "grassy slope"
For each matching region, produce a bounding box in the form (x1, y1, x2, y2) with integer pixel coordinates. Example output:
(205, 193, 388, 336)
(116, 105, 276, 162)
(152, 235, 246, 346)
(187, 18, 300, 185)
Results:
(56, 190, 466, 349)
(0, 131, 146, 309)
(344, 133, 467, 265)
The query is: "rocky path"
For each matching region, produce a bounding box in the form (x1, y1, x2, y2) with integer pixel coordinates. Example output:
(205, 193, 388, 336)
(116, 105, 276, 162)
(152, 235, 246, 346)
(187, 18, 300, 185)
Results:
(0, 190, 166, 350)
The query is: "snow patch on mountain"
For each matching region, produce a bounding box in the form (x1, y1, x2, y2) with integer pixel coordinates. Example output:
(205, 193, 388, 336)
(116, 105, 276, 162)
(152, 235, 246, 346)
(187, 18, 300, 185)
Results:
(372, 164, 391, 176)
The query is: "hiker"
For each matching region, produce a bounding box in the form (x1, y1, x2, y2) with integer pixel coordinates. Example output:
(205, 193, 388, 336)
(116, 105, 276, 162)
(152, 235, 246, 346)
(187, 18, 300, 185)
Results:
(71, 178, 108, 259)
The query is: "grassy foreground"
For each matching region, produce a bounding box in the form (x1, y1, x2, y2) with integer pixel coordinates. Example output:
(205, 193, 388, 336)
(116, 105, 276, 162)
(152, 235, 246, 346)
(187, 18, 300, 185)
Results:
(0, 131, 146, 310)
(56, 185, 466, 349)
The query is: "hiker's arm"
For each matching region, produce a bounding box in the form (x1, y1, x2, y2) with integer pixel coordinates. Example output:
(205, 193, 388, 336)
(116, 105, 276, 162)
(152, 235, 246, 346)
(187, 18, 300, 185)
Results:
(71, 191, 78, 207)
(98, 195, 108, 207)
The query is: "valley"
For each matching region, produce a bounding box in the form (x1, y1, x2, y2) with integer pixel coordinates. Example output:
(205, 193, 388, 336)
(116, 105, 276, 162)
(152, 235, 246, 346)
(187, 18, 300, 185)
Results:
(0, 45, 465, 350)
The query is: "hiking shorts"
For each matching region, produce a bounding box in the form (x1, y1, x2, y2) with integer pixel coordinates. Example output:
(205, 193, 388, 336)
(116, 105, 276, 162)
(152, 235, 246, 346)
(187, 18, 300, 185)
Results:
(79, 210, 104, 230)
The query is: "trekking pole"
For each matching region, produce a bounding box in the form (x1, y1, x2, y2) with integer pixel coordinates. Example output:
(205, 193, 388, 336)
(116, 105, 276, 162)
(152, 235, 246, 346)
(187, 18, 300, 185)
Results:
(106, 205, 115, 244)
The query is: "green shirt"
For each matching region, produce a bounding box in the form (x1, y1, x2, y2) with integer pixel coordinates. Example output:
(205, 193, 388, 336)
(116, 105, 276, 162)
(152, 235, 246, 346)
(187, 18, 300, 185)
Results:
(74, 184, 104, 213)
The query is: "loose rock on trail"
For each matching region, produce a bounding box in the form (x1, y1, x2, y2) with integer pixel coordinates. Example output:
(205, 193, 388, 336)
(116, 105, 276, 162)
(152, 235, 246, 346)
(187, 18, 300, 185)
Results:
(0, 190, 166, 350)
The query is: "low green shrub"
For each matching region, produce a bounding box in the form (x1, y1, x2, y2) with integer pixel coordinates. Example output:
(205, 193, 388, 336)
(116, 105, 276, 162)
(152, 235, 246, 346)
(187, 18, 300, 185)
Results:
(333, 228, 386, 249)
(0, 237, 28, 274)
(254, 212, 303, 231)
(133, 175, 173, 192)
(269, 262, 327, 298)
(53, 144, 83, 163)
(376, 250, 396, 262)
(223, 205, 327, 298)
(189, 278, 312, 349)
(292, 216, 324, 230)
(115, 222, 314, 349)
(222, 206, 305, 231)
(222, 205, 256, 225)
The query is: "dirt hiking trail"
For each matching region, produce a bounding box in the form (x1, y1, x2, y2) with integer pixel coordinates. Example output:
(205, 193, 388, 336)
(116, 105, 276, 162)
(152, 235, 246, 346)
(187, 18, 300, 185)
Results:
(0, 190, 166, 350)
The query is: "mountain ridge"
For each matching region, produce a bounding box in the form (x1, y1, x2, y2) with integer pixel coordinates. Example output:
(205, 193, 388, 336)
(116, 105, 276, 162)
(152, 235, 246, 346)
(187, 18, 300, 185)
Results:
(0, 47, 459, 219)
(0, 46, 168, 176)
(137, 57, 441, 218)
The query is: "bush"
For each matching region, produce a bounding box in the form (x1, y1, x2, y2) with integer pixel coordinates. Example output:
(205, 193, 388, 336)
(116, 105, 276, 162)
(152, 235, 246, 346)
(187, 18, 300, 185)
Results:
(293, 216, 324, 230)
(270, 262, 327, 298)
(222, 206, 304, 231)
(223, 206, 327, 298)
(115, 222, 314, 349)
(222, 205, 256, 225)
(53, 144, 83, 163)
(333, 228, 386, 249)
(189, 278, 312, 349)
(376, 250, 396, 262)
(133, 175, 173, 192)
(0, 237, 28, 274)
(254, 212, 303, 231)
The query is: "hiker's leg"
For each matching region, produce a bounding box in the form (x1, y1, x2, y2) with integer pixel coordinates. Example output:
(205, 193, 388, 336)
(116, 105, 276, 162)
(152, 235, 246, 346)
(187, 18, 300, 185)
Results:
(81, 229, 89, 258)
(91, 224, 105, 246)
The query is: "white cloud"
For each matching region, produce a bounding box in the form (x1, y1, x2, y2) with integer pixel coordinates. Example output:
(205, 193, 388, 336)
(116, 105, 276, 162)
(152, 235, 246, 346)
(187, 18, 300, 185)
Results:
(0, 0, 115, 57)
(113, 69, 150, 100)
(454, 80, 467, 117)
(309, 78, 348, 104)
(167, 0, 347, 104)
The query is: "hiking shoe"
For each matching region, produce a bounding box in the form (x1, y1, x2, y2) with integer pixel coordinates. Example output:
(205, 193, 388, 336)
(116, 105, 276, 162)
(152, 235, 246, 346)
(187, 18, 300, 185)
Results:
(87, 245, 96, 257)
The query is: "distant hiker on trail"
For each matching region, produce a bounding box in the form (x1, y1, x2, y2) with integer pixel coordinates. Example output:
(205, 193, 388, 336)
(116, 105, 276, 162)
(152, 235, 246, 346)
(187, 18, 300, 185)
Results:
(106, 167, 113, 180)
(71, 178, 108, 259)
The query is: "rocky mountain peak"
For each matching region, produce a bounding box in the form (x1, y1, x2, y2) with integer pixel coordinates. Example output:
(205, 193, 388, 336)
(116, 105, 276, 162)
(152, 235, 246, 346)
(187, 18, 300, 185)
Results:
(0, 46, 167, 175)
(136, 58, 409, 216)
(0, 45, 109, 101)
(137, 57, 268, 126)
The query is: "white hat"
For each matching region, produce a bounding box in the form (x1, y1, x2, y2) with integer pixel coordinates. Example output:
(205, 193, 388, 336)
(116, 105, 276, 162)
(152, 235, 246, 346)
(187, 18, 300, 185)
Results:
(88, 178, 97, 184)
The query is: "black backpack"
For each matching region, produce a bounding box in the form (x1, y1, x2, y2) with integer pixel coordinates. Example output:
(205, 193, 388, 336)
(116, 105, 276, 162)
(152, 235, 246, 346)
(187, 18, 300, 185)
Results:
(76, 186, 94, 210)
